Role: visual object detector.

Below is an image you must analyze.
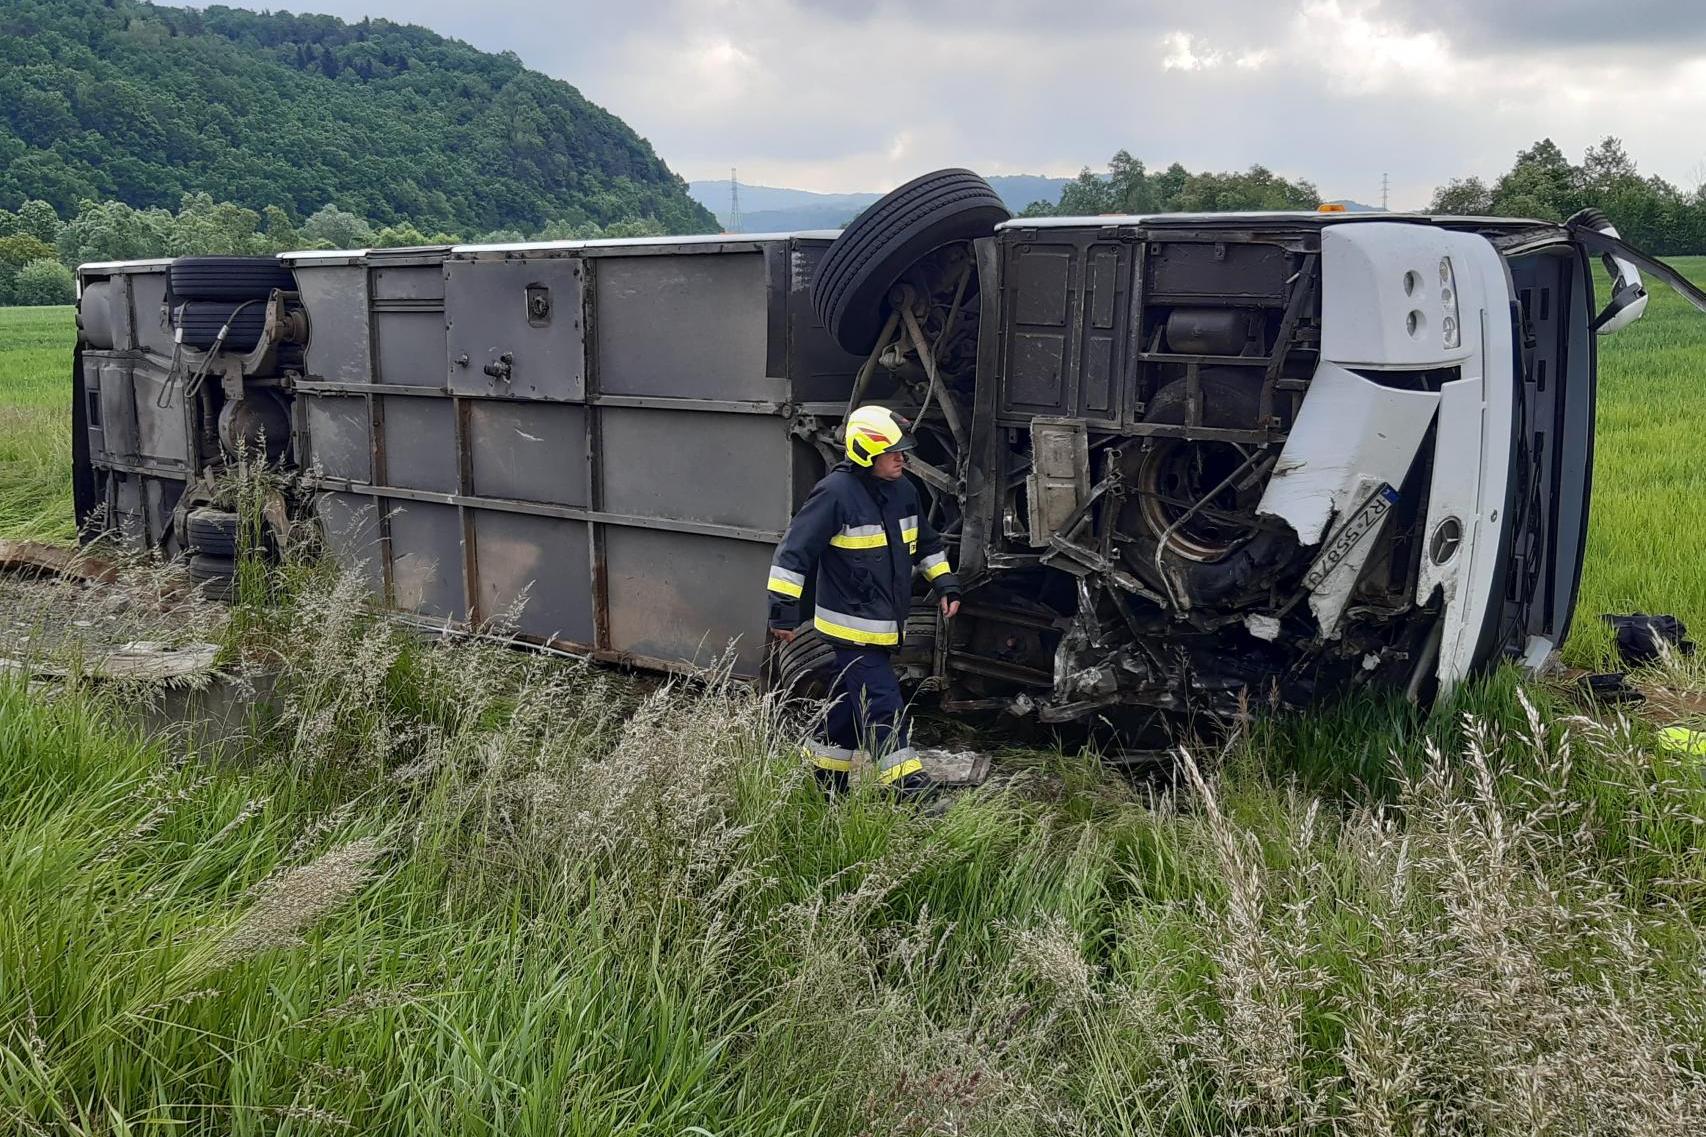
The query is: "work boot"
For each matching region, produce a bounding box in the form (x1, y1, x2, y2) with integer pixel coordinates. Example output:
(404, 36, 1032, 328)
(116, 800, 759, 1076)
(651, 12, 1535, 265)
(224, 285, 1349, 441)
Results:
(886, 770, 937, 800)
(813, 767, 851, 796)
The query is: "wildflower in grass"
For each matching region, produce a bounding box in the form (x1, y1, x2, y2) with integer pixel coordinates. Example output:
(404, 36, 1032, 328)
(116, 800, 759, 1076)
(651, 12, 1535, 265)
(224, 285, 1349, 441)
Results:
(1005, 913, 1096, 1009)
(210, 795, 269, 842)
(213, 836, 384, 965)
(261, 1103, 350, 1128)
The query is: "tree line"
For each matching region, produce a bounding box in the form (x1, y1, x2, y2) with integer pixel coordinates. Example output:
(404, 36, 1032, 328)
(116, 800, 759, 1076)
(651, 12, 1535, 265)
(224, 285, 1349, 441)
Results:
(1428, 137, 1705, 256)
(9, 139, 1700, 307)
(1027, 138, 1705, 257)
(1017, 152, 1322, 216)
(0, 194, 671, 306)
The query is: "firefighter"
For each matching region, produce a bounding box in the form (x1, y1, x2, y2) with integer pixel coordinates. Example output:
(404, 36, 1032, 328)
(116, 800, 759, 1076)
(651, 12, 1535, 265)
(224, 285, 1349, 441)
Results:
(766, 405, 961, 795)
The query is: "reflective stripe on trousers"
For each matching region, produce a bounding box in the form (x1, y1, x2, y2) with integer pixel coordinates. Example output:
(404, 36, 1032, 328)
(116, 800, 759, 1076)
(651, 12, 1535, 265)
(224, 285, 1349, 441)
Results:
(874, 746, 922, 784)
(816, 648, 919, 780)
(802, 741, 855, 773)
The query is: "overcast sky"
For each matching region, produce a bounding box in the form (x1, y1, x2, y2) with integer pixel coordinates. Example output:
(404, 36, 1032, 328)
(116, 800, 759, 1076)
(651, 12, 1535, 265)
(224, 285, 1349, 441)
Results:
(297, 0, 1706, 209)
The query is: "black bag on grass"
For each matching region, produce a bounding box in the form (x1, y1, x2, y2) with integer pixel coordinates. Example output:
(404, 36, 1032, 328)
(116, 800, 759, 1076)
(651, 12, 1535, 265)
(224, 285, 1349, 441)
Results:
(1603, 613, 1695, 665)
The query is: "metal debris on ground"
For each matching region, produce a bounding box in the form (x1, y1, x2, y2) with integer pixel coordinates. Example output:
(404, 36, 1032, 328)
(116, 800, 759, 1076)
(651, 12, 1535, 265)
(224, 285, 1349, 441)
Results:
(917, 747, 993, 787)
(1578, 671, 1646, 705)
(1, 541, 227, 681)
(0, 538, 120, 584)
(0, 640, 221, 685)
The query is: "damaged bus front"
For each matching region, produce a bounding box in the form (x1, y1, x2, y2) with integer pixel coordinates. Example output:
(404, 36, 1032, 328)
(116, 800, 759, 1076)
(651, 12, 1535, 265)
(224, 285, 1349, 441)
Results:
(799, 177, 1706, 725)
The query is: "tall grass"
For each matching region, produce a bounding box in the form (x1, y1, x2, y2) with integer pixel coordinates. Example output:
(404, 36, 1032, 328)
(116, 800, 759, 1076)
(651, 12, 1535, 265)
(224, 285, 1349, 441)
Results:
(6, 566, 1706, 1134)
(0, 305, 77, 542)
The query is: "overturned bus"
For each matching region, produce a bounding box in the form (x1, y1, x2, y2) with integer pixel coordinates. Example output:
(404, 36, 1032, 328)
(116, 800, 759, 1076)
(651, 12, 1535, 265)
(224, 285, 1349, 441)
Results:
(70, 170, 1706, 725)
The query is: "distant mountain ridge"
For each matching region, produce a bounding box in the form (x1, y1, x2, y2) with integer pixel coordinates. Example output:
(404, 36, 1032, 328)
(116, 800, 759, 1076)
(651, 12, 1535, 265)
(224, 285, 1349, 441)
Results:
(0, 0, 715, 235)
(692, 178, 1383, 232)
(690, 175, 1072, 232)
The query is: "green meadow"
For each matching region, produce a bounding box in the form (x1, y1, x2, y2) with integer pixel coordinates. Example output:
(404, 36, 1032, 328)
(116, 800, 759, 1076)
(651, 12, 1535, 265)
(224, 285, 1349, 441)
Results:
(1, 260, 1705, 1133)
(0, 305, 76, 542)
(1571, 257, 1706, 661)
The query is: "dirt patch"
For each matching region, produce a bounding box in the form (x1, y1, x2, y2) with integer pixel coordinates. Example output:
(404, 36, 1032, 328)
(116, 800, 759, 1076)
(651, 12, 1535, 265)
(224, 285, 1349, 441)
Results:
(0, 542, 226, 668)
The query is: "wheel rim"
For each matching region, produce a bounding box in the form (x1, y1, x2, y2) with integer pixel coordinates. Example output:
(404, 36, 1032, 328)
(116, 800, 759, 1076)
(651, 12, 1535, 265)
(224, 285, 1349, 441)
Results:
(1133, 439, 1266, 562)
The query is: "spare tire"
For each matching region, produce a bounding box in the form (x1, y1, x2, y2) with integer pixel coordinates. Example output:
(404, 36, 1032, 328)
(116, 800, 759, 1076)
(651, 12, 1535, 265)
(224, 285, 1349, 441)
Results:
(773, 623, 837, 700)
(169, 256, 295, 302)
(186, 508, 241, 557)
(895, 598, 940, 673)
(812, 168, 1009, 356)
(1119, 370, 1304, 608)
(188, 553, 237, 602)
(173, 301, 267, 351)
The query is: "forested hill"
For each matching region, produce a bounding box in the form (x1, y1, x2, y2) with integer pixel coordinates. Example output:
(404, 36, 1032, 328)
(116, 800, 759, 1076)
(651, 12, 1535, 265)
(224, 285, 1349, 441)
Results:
(0, 0, 717, 236)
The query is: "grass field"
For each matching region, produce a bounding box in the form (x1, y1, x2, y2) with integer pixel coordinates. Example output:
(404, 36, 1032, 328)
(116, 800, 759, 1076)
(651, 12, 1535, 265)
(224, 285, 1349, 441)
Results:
(1570, 257, 1706, 661)
(0, 305, 77, 542)
(2, 261, 1706, 1134)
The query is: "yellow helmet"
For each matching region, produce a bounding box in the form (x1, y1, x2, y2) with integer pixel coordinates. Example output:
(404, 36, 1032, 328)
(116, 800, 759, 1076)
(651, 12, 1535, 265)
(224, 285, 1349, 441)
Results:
(844, 405, 915, 467)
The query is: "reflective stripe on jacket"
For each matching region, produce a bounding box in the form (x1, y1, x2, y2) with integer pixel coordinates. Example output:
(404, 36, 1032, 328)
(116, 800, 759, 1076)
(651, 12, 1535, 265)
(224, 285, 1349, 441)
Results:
(766, 462, 960, 648)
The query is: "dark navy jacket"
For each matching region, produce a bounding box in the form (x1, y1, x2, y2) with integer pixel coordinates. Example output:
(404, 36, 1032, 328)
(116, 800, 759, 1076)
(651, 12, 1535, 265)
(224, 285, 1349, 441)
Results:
(766, 462, 959, 648)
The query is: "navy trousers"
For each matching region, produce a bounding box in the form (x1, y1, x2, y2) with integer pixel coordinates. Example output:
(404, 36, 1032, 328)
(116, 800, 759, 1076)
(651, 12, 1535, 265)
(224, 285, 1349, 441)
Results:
(822, 647, 912, 768)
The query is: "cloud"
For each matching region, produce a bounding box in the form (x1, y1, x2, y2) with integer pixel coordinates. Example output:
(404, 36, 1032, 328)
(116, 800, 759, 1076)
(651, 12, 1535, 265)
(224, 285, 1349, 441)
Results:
(1297, 0, 1461, 94)
(1162, 32, 1225, 71)
(292, 0, 1706, 208)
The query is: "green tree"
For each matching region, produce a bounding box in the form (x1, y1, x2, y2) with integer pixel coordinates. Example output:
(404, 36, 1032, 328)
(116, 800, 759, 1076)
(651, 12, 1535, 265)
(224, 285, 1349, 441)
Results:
(14, 198, 62, 243)
(301, 205, 376, 249)
(535, 219, 604, 241)
(1149, 162, 1192, 208)
(599, 218, 666, 239)
(1581, 137, 1640, 192)
(1489, 138, 1577, 221)
(1055, 167, 1113, 215)
(1428, 176, 1494, 215)
(1106, 151, 1159, 214)
(171, 191, 271, 255)
(11, 256, 74, 304)
(261, 205, 302, 251)
(54, 198, 175, 266)
(373, 221, 438, 247)
(0, 232, 56, 301)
